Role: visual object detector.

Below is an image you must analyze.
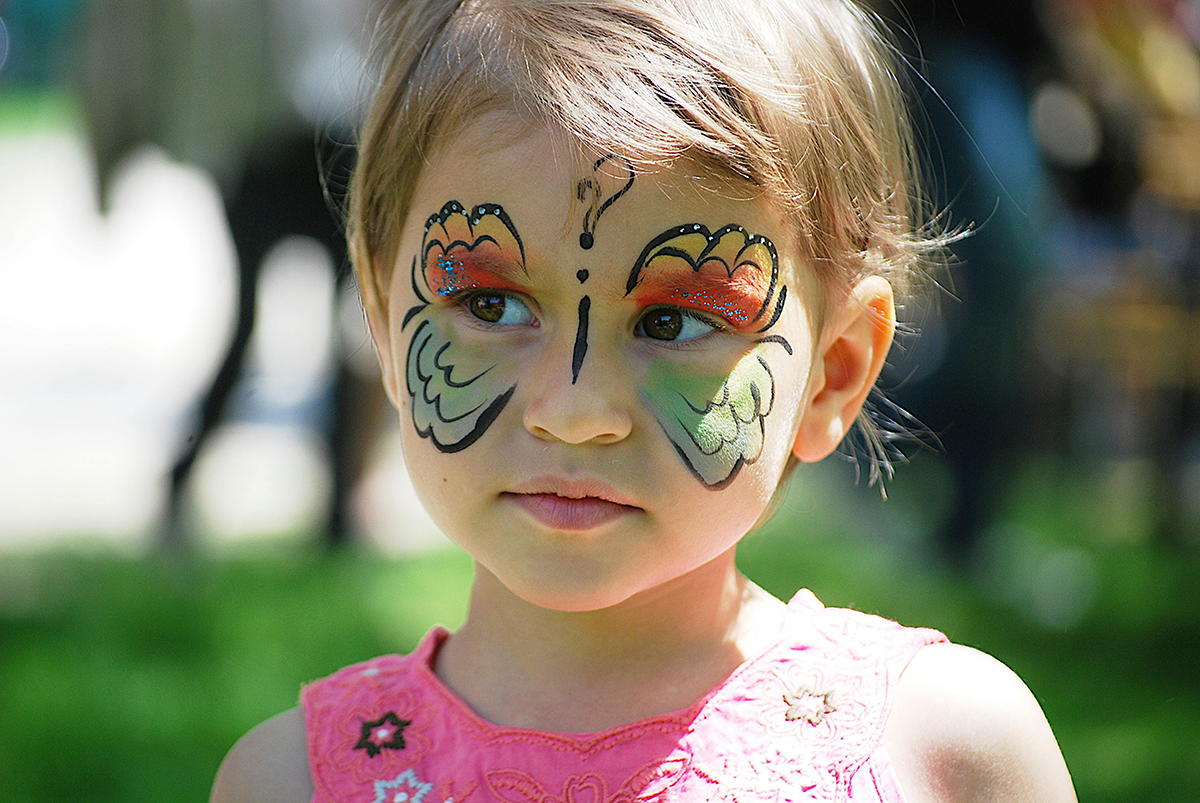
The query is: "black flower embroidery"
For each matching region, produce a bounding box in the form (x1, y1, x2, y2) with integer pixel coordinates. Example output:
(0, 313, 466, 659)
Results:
(355, 712, 411, 757)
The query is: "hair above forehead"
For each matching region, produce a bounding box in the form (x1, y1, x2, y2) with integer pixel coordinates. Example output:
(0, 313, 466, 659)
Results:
(349, 0, 943, 313)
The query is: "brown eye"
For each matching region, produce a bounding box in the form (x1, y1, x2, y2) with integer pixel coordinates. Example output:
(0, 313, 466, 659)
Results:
(464, 292, 535, 326)
(639, 309, 683, 340)
(636, 307, 719, 342)
(469, 293, 506, 323)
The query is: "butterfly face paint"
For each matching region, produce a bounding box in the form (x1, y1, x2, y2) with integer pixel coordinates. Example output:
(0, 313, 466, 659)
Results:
(644, 345, 777, 488)
(402, 201, 526, 453)
(627, 224, 792, 488)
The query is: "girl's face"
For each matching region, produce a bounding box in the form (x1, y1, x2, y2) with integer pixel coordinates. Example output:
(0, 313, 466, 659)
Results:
(372, 123, 828, 612)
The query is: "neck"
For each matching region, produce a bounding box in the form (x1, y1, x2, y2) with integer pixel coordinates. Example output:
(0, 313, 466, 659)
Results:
(435, 549, 785, 732)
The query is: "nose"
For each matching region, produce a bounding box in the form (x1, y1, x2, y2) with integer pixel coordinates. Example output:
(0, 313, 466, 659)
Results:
(522, 333, 634, 445)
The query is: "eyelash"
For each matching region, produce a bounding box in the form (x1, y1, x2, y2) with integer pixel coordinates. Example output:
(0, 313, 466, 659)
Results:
(635, 305, 733, 344)
(452, 289, 540, 327)
(652, 304, 729, 328)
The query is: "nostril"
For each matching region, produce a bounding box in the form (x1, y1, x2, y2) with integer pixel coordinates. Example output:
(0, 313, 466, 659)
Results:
(521, 369, 634, 445)
(528, 425, 558, 443)
(522, 407, 632, 445)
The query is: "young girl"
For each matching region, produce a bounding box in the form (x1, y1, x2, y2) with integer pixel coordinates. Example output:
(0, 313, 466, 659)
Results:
(213, 1, 1077, 801)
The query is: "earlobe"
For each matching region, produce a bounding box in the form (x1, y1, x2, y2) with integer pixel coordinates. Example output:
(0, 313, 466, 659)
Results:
(792, 276, 895, 463)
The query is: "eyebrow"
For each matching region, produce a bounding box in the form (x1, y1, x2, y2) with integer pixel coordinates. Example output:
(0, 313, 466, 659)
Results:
(625, 224, 780, 330)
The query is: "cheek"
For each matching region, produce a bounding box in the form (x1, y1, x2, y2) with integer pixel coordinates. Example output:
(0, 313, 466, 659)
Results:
(395, 413, 493, 549)
(639, 344, 778, 489)
(401, 313, 519, 454)
(641, 457, 779, 579)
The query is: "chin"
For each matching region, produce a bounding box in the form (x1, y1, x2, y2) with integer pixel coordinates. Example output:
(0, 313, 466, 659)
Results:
(500, 561, 654, 613)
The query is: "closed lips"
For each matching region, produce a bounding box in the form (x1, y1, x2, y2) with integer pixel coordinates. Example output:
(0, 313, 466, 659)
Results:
(503, 480, 640, 530)
(507, 476, 639, 508)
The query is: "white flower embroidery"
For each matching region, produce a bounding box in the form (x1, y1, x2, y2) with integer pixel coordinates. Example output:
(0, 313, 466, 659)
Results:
(749, 745, 823, 792)
(782, 689, 836, 726)
(758, 660, 868, 746)
(373, 770, 434, 803)
(715, 744, 827, 803)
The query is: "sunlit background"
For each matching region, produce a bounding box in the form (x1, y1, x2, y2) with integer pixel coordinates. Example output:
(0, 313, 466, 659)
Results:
(0, 1, 1197, 801)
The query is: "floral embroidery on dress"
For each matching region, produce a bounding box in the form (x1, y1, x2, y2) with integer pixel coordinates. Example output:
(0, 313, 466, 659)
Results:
(695, 745, 823, 803)
(691, 633, 880, 802)
(746, 746, 823, 796)
(374, 769, 434, 803)
(782, 689, 836, 725)
(357, 712, 412, 757)
(758, 659, 868, 745)
(486, 757, 689, 803)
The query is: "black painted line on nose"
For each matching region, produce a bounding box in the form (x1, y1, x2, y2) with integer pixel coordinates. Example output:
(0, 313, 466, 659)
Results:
(572, 296, 591, 385)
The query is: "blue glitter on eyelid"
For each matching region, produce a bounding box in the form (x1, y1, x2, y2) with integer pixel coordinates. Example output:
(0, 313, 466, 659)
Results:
(673, 291, 752, 328)
(433, 254, 479, 297)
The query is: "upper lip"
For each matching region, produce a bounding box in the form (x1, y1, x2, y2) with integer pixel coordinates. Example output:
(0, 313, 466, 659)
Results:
(507, 476, 641, 508)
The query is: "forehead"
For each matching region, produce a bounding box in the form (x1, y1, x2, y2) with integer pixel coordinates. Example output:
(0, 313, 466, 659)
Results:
(403, 120, 805, 284)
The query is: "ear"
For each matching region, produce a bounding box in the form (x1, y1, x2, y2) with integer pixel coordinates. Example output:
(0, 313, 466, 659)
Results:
(792, 275, 895, 462)
(359, 269, 401, 408)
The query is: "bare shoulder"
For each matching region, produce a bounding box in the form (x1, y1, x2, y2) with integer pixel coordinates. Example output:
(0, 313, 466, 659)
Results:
(883, 643, 1077, 803)
(210, 707, 314, 803)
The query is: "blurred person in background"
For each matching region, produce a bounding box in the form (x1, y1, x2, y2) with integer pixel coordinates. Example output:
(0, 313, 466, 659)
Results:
(1027, 0, 1200, 542)
(76, 0, 382, 547)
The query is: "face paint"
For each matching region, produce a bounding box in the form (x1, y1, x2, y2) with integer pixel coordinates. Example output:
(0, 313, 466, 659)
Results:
(422, 201, 525, 293)
(405, 316, 518, 453)
(576, 154, 635, 250)
(626, 224, 785, 332)
(571, 296, 590, 385)
(570, 156, 633, 382)
(629, 223, 794, 487)
(424, 251, 525, 299)
(402, 201, 525, 453)
(642, 342, 780, 488)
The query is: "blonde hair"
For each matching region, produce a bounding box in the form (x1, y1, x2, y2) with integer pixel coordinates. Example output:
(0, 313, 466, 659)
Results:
(347, 0, 949, 485)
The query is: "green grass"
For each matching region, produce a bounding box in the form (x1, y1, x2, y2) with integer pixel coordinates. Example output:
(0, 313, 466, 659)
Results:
(0, 549, 474, 803)
(0, 455, 1195, 802)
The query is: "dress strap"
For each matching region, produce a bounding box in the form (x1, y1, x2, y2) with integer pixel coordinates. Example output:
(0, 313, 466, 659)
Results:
(682, 590, 946, 801)
(301, 631, 446, 803)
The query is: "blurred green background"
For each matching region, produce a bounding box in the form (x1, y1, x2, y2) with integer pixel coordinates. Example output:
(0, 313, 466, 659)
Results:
(2, 456, 1196, 803)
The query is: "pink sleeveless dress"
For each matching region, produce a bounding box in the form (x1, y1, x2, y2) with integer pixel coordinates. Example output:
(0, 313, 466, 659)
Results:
(301, 590, 946, 803)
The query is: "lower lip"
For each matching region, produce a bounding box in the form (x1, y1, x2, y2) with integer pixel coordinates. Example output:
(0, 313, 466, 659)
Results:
(504, 493, 637, 531)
